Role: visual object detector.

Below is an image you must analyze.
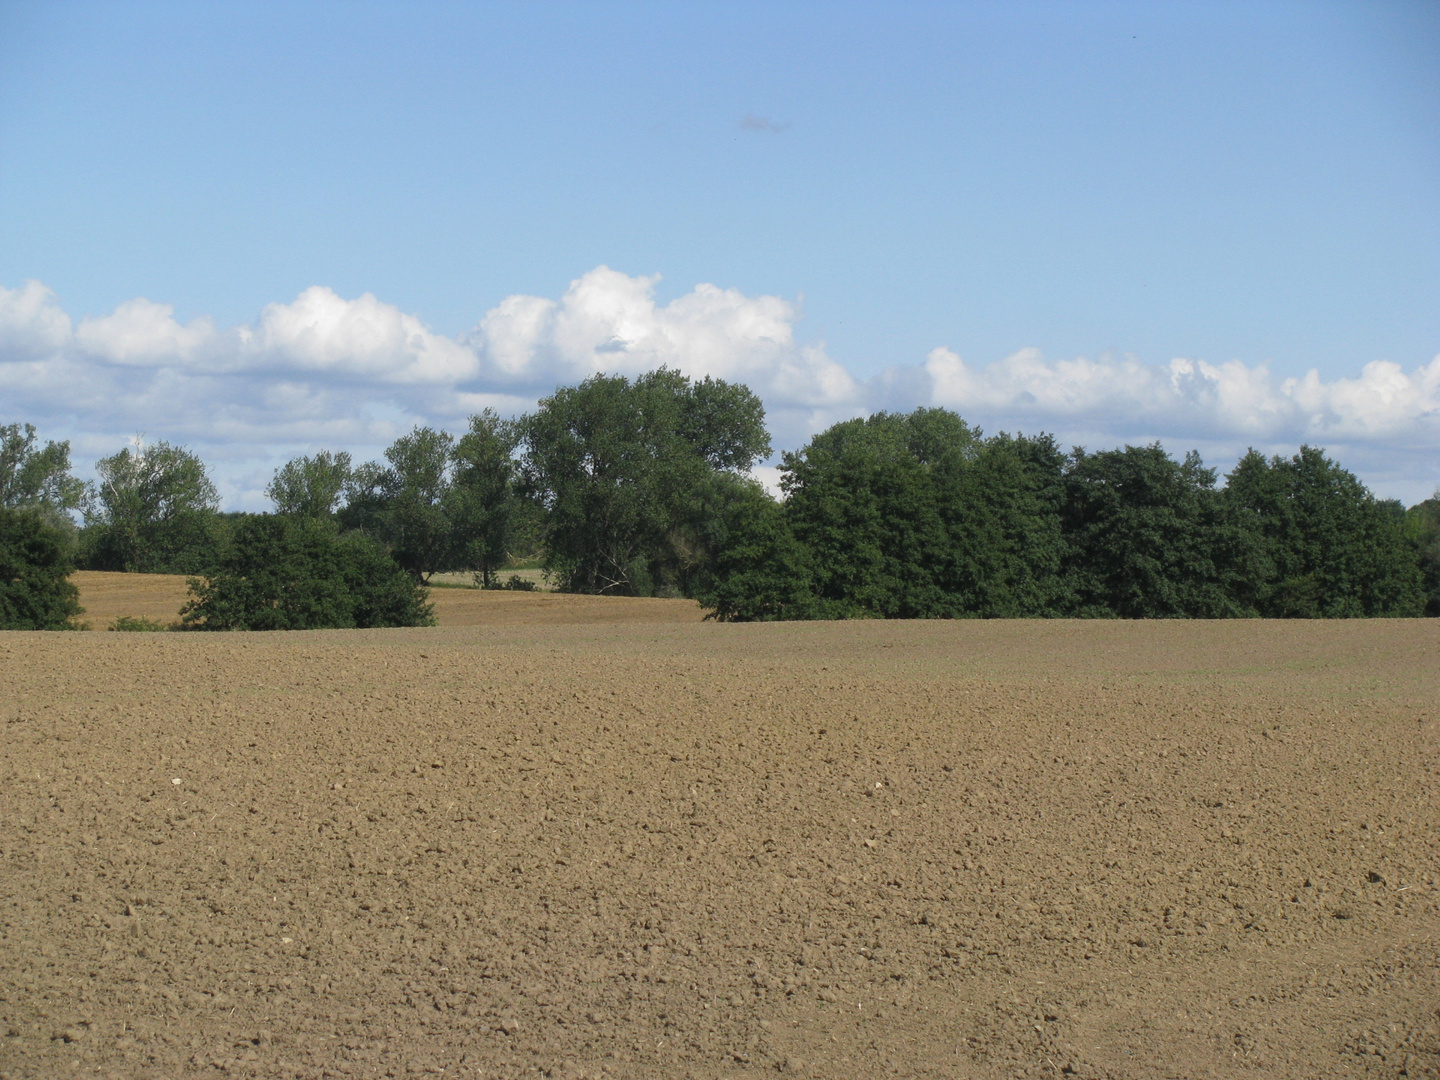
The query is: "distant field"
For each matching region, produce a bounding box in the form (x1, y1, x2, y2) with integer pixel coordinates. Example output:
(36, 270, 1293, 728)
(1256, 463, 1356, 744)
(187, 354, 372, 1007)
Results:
(70, 570, 703, 629)
(2, 616, 1436, 1078)
(428, 567, 552, 591)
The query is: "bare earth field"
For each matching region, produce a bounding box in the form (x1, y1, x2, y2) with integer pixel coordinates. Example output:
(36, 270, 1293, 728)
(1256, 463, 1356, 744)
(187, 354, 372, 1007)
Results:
(2, 596, 1437, 1078)
(68, 572, 705, 630)
(70, 572, 704, 631)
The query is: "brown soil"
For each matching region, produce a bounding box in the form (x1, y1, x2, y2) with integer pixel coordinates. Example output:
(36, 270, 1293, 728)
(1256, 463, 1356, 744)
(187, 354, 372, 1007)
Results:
(2, 618, 1437, 1080)
(70, 572, 705, 629)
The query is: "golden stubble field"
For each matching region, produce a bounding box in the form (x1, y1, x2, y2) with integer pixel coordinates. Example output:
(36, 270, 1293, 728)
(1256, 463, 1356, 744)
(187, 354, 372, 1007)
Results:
(1, 580, 1437, 1079)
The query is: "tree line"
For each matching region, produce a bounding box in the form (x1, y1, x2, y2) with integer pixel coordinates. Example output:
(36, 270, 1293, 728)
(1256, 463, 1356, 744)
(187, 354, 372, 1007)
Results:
(2, 367, 1437, 629)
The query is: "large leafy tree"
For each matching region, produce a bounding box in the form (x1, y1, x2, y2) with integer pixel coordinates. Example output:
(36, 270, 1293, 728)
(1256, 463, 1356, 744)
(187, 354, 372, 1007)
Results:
(780, 411, 960, 618)
(709, 409, 1425, 621)
(1, 423, 86, 518)
(1224, 446, 1423, 617)
(266, 451, 353, 518)
(933, 431, 1070, 617)
(520, 368, 770, 595)
(182, 514, 433, 630)
(1061, 444, 1259, 618)
(1404, 493, 1440, 617)
(0, 507, 83, 630)
(692, 477, 820, 621)
(83, 439, 222, 573)
(338, 429, 455, 582)
(727, 410, 1073, 621)
(376, 427, 456, 582)
(337, 417, 523, 583)
(447, 410, 522, 586)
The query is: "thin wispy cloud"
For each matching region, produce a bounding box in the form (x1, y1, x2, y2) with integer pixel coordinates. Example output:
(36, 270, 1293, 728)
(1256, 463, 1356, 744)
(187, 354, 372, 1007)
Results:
(1, 271, 1436, 507)
(739, 113, 791, 133)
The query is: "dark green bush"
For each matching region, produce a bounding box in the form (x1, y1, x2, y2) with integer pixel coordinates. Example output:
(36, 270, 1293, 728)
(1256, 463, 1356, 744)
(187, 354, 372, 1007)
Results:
(0, 507, 83, 630)
(181, 515, 434, 630)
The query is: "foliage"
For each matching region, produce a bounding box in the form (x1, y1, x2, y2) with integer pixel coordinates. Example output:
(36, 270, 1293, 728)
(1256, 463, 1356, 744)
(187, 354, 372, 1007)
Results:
(933, 432, 1071, 617)
(109, 615, 171, 632)
(375, 426, 456, 582)
(1223, 447, 1423, 617)
(0, 506, 84, 630)
(337, 414, 524, 584)
(267, 451, 353, 517)
(693, 479, 823, 621)
(1060, 444, 1259, 618)
(83, 439, 222, 573)
(705, 408, 1428, 622)
(181, 514, 434, 630)
(711, 411, 1075, 621)
(449, 411, 523, 586)
(18, 381, 1427, 624)
(520, 368, 770, 596)
(1, 423, 86, 517)
(780, 412, 957, 618)
(1404, 495, 1440, 617)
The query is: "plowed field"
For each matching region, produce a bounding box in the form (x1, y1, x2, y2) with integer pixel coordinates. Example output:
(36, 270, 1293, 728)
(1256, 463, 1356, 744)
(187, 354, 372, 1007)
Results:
(2, 611, 1437, 1079)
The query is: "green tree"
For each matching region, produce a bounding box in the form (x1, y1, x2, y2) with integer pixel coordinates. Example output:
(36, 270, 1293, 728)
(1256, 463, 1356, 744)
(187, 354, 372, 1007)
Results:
(266, 451, 353, 517)
(0, 507, 83, 629)
(694, 478, 824, 621)
(1061, 444, 1257, 618)
(447, 410, 521, 586)
(380, 427, 455, 581)
(654, 469, 784, 604)
(1404, 493, 1440, 617)
(520, 369, 770, 595)
(335, 418, 526, 584)
(933, 431, 1070, 617)
(83, 439, 222, 573)
(1, 423, 86, 519)
(780, 412, 957, 618)
(755, 409, 1079, 620)
(181, 514, 433, 630)
(338, 429, 455, 582)
(1224, 446, 1423, 617)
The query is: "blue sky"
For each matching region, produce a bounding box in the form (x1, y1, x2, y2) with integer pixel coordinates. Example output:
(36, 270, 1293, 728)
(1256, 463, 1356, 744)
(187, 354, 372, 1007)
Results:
(1, 0, 1437, 506)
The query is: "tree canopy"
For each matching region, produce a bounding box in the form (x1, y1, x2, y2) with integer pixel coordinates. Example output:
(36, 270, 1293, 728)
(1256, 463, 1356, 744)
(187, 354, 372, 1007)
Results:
(1, 423, 86, 517)
(267, 451, 353, 518)
(448, 411, 525, 586)
(1225, 446, 1423, 617)
(1061, 445, 1259, 618)
(334, 413, 525, 583)
(83, 439, 222, 573)
(520, 368, 770, 595)
(1405, 494, 1440, 617)
(703, 411, 1430, 621)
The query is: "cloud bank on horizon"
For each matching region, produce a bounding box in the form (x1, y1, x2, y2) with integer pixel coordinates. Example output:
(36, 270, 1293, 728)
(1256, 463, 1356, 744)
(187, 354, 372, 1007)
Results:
(2, 267, 1437, 508)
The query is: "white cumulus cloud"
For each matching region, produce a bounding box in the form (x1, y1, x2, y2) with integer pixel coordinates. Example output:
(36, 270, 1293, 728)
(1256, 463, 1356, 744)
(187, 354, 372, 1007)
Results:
(465, 266, 859, 409)
(0, 280, 73, 359)
(75, 298, 216, 366)
(241, 287, 479, 384)
(1, 271, 1436, 508)
(919, 345, 1440, 447)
